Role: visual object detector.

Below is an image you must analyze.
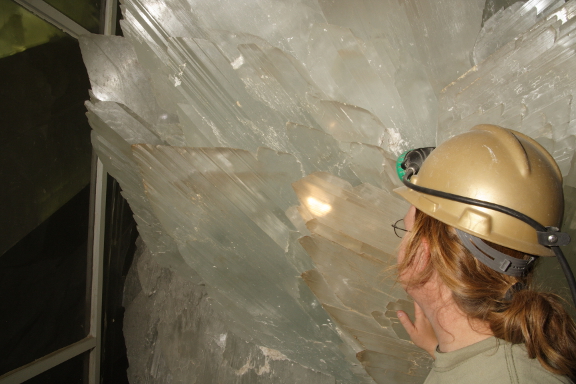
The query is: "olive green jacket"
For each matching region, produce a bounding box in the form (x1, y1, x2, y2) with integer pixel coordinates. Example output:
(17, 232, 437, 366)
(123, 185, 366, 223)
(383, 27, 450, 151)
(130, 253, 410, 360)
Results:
(424, 337, 572, 384)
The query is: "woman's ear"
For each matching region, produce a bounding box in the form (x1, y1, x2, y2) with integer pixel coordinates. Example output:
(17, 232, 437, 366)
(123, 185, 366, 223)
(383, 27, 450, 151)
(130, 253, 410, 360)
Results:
(415, 238, 430, 272)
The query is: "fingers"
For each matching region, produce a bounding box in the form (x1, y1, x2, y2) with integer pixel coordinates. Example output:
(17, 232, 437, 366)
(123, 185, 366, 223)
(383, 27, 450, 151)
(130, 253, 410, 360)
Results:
(396, 301, 423, 336)
(397, 304, 438, 359)
(396, 310, 416, 335)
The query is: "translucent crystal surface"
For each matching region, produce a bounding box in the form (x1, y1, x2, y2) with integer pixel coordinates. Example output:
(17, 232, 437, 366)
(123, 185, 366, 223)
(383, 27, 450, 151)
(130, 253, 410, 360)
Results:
(124, 239, 342, 384)
(80, 0, 576, 382)
(440, 0, 576, 177)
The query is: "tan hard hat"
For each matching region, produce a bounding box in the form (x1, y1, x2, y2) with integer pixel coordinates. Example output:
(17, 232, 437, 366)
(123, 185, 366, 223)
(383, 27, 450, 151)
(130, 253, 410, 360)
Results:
(394, 124, 564, 256)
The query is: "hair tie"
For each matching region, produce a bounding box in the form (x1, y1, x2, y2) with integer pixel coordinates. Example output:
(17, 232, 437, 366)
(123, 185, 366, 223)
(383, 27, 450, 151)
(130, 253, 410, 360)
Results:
(504, 282, 527, 300)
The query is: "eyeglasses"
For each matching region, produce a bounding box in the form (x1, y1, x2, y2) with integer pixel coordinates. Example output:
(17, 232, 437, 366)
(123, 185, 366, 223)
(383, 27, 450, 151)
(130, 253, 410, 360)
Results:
(391, 219, 409, 238)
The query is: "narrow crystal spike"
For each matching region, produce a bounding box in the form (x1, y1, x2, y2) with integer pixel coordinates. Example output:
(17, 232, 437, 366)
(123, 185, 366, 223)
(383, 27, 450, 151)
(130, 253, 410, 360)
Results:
(286, 123, 361, 184)
(292, 172, 428, 383)
(305, 22, 430, 148)
(317, 0, 439, 147)
(321, 304, 399, 341)
(347, 143, 399, 190)
(300, 235, 406, 311)
(474, 3, 537, 64)
(439, 2, 576, 177)
(308, 99, 391, 146)
(234, 43, 324, 129)
(293, 173, 410, 255)
(402, 0, 485, 91)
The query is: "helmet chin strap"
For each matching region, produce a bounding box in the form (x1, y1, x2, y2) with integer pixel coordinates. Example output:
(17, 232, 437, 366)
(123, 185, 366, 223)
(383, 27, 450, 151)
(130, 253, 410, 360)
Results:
(400, 149, 576, 306)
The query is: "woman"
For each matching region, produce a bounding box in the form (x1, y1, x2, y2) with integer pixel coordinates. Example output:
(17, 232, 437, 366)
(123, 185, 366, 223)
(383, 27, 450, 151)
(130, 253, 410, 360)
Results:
(393, 125, 576, 383)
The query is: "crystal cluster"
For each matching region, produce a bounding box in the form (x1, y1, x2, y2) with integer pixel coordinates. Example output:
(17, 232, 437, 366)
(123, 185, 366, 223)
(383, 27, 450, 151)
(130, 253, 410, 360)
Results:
(440, 0, 576, 177)
(80, 0, 576, 382)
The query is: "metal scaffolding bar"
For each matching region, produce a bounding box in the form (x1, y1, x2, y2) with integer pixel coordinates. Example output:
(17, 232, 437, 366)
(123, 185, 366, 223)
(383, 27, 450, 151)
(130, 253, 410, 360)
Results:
(87, 158, 107, 384)
(12, 0, 90, 38)
(1, 1, 118, 383)
(0, 337, 97, 384)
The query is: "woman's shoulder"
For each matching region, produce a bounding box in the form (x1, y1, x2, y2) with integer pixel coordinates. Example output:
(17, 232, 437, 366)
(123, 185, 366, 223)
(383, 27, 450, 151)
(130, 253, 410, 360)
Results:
(424, 337, 572, 384)
(508, 341, 572, 384)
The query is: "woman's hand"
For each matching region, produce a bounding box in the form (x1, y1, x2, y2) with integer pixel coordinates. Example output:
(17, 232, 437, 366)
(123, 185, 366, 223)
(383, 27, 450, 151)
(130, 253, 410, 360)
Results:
(397, 302, 437, 359)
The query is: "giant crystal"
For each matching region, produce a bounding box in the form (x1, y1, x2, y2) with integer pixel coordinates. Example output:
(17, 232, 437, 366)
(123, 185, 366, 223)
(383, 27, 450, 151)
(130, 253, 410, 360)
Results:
(80, 0, 576, 383)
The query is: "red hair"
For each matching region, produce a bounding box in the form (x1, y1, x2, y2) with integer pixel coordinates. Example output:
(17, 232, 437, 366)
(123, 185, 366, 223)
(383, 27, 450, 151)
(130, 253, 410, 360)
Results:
(397, 209, 576, 378)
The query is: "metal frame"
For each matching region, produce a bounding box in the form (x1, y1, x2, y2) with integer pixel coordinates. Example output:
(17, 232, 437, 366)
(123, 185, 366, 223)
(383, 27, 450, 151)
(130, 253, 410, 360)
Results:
(87, 157, 107, 384)
(12, 0, 90, 38)
(0, 1, 117, 383)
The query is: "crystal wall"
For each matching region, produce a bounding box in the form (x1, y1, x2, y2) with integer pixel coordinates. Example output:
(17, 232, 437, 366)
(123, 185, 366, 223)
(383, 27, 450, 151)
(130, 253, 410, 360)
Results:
(80, 0, 576, 382)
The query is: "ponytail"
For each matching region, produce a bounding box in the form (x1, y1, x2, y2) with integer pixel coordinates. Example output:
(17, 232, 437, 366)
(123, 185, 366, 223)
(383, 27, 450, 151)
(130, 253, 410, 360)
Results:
(490, 290, 576, 378)
(398, 209, 576, 379)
